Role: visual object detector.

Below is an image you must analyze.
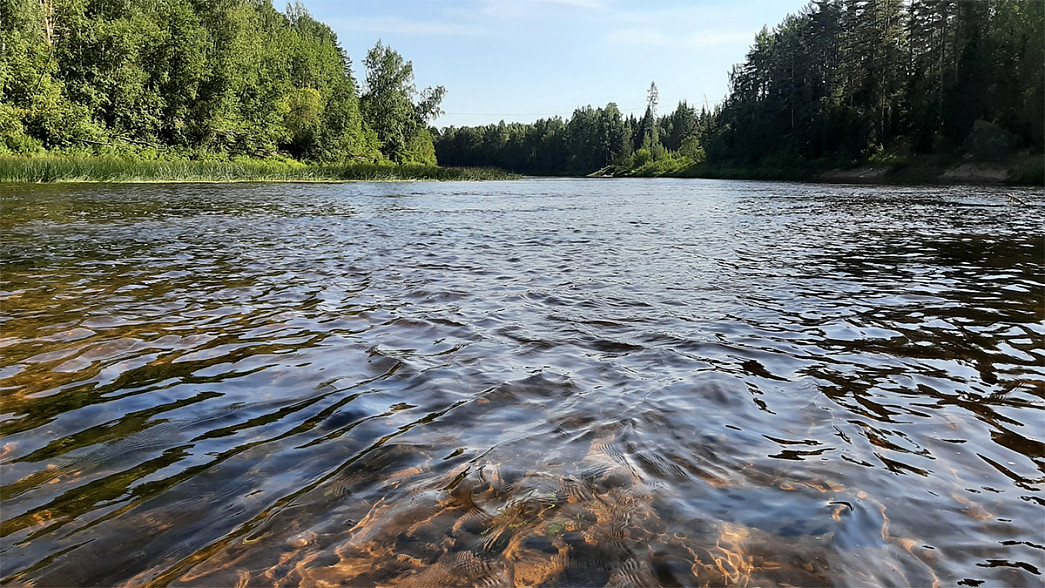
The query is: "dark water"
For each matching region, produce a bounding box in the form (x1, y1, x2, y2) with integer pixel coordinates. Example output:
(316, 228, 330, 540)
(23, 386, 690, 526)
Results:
(1, 179, 1043, 587)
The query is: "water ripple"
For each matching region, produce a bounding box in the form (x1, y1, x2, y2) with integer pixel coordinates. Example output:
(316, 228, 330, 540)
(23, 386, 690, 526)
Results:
(1, 180, 1042, 586)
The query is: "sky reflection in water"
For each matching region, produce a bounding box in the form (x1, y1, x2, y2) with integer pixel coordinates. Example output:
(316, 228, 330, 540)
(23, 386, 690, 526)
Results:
(1, 179, 1043, 586)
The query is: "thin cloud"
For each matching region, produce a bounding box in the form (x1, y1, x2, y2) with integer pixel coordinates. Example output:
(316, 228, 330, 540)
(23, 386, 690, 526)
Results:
(607, 28, 753, 49)
(538, 0, 607, 9)
(327, 16, 488, 37)
(482, 0, 605, 19)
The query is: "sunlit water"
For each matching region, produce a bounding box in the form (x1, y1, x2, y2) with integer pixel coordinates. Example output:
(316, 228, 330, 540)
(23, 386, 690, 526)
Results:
(1, 179, 1042, 587)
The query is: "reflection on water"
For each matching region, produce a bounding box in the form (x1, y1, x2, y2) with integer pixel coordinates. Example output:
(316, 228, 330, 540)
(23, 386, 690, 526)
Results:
(1, 179, 1042, 586)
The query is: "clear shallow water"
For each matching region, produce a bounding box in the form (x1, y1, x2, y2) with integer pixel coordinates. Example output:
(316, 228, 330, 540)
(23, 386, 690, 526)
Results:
(1, 179, 1042, 587)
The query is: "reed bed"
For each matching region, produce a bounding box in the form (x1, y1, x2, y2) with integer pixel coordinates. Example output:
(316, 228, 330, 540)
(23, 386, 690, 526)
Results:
(0, 156, 517, 183)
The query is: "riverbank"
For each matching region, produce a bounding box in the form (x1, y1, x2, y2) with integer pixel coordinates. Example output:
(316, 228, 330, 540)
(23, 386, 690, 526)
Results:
(814, 157, 1043, 185)
(0, 156, 518, 184)
(605, 153, 1044, 186)
(6, 154, 1038, 187)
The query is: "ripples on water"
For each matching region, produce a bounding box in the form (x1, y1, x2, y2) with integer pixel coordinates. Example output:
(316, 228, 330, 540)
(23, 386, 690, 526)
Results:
(1, 179, 1043, 586)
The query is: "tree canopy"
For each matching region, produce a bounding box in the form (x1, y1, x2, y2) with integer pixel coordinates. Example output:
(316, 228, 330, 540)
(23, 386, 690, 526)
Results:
(361, 41, 445, 164)
(706, 0, 1044, 165)
(435, 0, 1043, 176)
(2, 0, 1039, 174)
(0, 0, 442, 164)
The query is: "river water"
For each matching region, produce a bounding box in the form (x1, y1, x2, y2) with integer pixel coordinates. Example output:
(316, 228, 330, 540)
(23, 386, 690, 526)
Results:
(1, 179, 1042, 587)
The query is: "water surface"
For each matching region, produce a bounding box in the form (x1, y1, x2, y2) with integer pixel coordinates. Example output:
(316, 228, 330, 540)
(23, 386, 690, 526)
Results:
(1, 179, 1043, 586)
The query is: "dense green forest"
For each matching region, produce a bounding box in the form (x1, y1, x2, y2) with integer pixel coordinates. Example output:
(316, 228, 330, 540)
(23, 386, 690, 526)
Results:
(435, 0, 1044, 179)
(434, 89, 707, 176)
(0, 0, 444, 165)
(2, 0, 1041, 181)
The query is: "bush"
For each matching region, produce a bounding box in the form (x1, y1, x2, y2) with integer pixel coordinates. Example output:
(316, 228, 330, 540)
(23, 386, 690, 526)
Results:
(618, 152, 694, 177)
(679, 136, 706, 163)
(868, 138, 914, 168)
(3, 133, 44, 155)
(633, 148, 652, 167)
(399, 129, 438, 166)
(966, 119, 1017, 161)
(21, 80, 106, 148)
(0, 103, 42, 154)
(1010, 155, 1044, 185)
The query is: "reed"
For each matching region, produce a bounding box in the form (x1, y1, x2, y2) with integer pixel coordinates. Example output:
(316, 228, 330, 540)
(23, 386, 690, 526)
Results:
(0, 156, 518, 183)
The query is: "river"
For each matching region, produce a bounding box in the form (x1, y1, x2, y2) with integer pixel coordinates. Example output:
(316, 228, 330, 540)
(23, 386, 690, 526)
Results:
(1, 179, 1042, 586)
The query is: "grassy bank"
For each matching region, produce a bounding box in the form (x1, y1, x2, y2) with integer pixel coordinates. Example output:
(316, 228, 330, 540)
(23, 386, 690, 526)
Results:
(605, 153, 1043, 186)
(0, 156, 518, 184)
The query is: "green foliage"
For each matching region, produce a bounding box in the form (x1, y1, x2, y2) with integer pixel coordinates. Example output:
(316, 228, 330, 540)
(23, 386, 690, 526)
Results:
(707, 0, 1043, 166)
(2, 133, 44, 156)
(1010, 155, 1045, 185)
(0, 0, 435, 166)
(436, 0, 1041, 178)
(23, 80, 104, 147)
(0, 102, 28, 151)
(678, 136, 706, 163)
(280, 87, 324, 156)
(566, 104, 631, 173)
(614, 150, 694, 177)
(965, 120, 1017, 161)
(632, 148, 652, 168)
(5, 0, 1038, 179)
(361, 41, 445, 163)
(661, 101, 701, 152)
(0, 0, 52, 106)
(435, 102, 639, 175)
(0, 155, 517, 183)
(400, 129, 438, 166)
(649, 142, 668, 161)
(867, 138, 914, 168)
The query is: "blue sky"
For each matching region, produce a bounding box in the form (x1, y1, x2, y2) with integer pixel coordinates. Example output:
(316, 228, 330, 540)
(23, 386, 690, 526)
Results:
(303, 0, 808, 128)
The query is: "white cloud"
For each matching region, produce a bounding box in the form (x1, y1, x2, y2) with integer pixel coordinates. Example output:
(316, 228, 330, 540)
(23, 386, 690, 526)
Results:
(327, 15, 488, 36)
(606, 28, 752, 49)
(481, 0, 605, 19)
(538, 0, 607, 9)
(480, 0, 536, 19)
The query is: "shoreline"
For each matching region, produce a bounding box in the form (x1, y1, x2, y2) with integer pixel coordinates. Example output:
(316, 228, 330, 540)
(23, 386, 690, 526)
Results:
(2, 155, 1040, 187)
(1, 178, 454, 185)
(612, 156, 1045, 187)
(813, 162, 1038, 186)
(0, 156, 519, 184)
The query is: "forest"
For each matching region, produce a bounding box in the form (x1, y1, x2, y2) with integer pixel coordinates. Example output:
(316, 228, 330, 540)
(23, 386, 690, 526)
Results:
(1, 0, 1042, 182)
(0, 0, 444, 165)
(435, 0, 1044, 180)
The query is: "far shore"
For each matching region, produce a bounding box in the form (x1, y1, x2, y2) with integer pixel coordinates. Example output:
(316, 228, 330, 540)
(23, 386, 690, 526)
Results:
(0, 156, 518, 184)
(814, 161, 1037, 186)
(1, 154, 1040, 186)
(606, 155, 1044, 187)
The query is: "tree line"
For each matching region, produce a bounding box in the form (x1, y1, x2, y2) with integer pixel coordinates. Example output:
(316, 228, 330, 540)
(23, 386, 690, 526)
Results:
(435, 88, 707, 176)
(0, 0, 444, 164)
(435, 0, 1044, 175)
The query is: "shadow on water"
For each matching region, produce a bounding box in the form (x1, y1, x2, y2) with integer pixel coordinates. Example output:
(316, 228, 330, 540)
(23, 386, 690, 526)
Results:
(1, 180, 1043, 586)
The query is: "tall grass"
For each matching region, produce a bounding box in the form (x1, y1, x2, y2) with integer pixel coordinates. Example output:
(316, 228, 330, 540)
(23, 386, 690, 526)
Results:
(0, 156, 517, 183)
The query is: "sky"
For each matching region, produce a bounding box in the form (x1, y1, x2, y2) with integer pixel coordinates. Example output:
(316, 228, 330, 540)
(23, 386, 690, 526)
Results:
(303, 0, 808, 128)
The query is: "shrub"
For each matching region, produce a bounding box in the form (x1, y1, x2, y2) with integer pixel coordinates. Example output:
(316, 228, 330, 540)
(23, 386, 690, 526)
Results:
(633, 148, 652, 167)
(679, 136, 706, 163)
(966, 119, 1017, 161)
